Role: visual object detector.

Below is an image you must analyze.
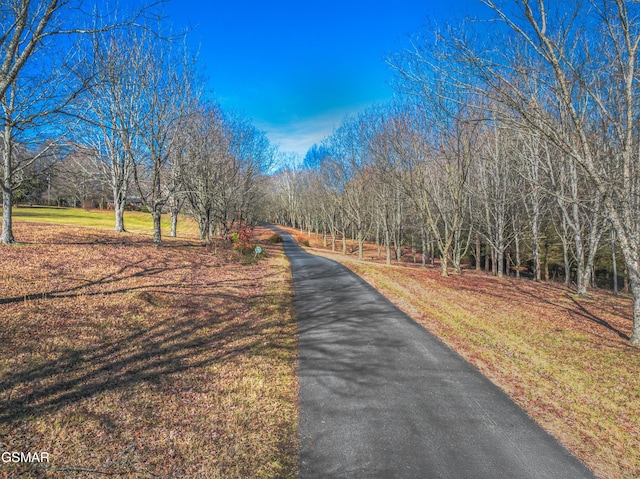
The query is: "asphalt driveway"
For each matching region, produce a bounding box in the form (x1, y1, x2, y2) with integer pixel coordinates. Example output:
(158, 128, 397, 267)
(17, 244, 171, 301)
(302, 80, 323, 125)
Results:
(275, 228, 596, 479)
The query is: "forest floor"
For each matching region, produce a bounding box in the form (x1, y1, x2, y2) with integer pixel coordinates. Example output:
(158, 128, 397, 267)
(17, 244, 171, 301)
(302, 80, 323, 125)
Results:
(282, 227, 640, 479)
(0, 215, 298, 478)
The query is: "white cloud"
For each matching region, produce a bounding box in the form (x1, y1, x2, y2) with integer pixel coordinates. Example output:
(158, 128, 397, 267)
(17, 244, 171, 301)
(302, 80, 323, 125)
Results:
(256, 107, 358, 158)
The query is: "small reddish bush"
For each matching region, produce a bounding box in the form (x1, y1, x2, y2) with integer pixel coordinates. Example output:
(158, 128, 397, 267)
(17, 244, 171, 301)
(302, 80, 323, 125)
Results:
(232, 226, 259, 262)
(238, 226, 253, 243)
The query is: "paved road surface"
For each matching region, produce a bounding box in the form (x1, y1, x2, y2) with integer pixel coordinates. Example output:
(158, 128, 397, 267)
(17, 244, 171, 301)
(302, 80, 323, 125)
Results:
(274, 228, 597, 479)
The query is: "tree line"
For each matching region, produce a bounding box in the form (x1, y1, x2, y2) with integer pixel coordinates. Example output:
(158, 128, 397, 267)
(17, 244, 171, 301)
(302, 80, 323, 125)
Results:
(0, 0, 274, 246)
(266, 0, 640, 345)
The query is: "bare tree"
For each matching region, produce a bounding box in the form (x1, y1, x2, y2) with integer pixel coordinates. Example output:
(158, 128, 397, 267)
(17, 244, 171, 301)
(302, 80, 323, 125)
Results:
(80, 27, 144, 232)
(127, 28, 195, 245)
(222, 114, 275, 230)
(0, 2, 80, 242)
(475, 0, 640, 342)
(179, 104, 230, 240)
(383, 103, 473, 276)
(51, 149, 107, 206)
(0, 1, 67, 99)
(0, 1, 159, 243)
(369, 107, 410, 265)
(471, 118, 522, 278)
(545, 149, 607, 293)
(325, 114, 376, 261)
(516, 130, 549, 282)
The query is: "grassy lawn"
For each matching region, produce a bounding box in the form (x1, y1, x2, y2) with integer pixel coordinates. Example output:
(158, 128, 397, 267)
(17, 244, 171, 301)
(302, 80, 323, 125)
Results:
(0, 219, 298, 478)
(286, 227, 640, 479)
(4, 206, 200, 238)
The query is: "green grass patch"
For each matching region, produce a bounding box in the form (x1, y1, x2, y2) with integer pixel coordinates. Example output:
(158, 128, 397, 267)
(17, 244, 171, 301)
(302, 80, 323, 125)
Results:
(3, 206, 199, 237)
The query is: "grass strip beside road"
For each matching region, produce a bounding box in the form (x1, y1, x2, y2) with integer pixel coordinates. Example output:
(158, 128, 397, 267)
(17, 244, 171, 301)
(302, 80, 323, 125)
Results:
(285, 227, 640, 479)
(0, 222, 297, 478)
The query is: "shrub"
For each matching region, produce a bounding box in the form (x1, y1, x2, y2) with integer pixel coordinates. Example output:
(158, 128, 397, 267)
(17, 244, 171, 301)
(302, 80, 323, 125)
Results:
(296, 236, 310, 247)
(233, 243, 255, 255)
(231, 227, 258, 264)
(268, 233, 283, 243)
(238, 226, 253, 243)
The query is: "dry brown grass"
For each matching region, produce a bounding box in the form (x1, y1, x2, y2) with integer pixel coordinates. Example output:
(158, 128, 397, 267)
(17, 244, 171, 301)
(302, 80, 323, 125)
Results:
(285, 226, 640, 479)
(0, 223, 297, 478)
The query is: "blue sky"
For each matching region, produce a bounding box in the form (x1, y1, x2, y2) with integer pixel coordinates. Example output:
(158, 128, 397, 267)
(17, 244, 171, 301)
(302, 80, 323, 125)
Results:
(163, 1, 486, 157)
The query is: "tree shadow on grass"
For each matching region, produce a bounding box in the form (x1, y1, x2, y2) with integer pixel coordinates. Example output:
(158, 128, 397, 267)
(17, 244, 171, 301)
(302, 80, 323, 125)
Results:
(0, 231, 294, 427)
(0, 225, 299, 477)
(565, 294, 630, 341)
(0, 254, 255, 306)
(510, 281, 631, 342)
(0, 286, 295, 426)
(446, 273, 631, 343)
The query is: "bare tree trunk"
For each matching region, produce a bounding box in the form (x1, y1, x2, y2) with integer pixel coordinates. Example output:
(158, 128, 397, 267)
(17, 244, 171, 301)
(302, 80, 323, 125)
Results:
(558, 214, 571, 287)
(484, 244, 490, 273)
(385, 229, 391, 265)
(497, 246, 504, 278)
(421, 227, 427, 267)
(114, 189, 126, 233)
(612, 229, 618, 296)
(152, 210, 162, 246)
(582, 226, 604, 295)
(514, 236, 521, 279)
(1, 189, 14, 244)
(0, 138, 15, 244)
(393, 230, 402, 261)
(541, 241, 550, 282)
(195, 212, 209, 241)
(632, 279, 640, 342)
(532, 218, 541, 281)
(475, 234, 481, 271)
(491, 247, 497, 276)
(412, 236, 417, 263)
(520, 135, 544, 282)
(611, 235, 640, 343)
(625, 267, 630, 294)
(572, 205, 588, 295)
(430, 238, 435, 266)
(170, 210, 178, 237)
(441, 252, 449, 277)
